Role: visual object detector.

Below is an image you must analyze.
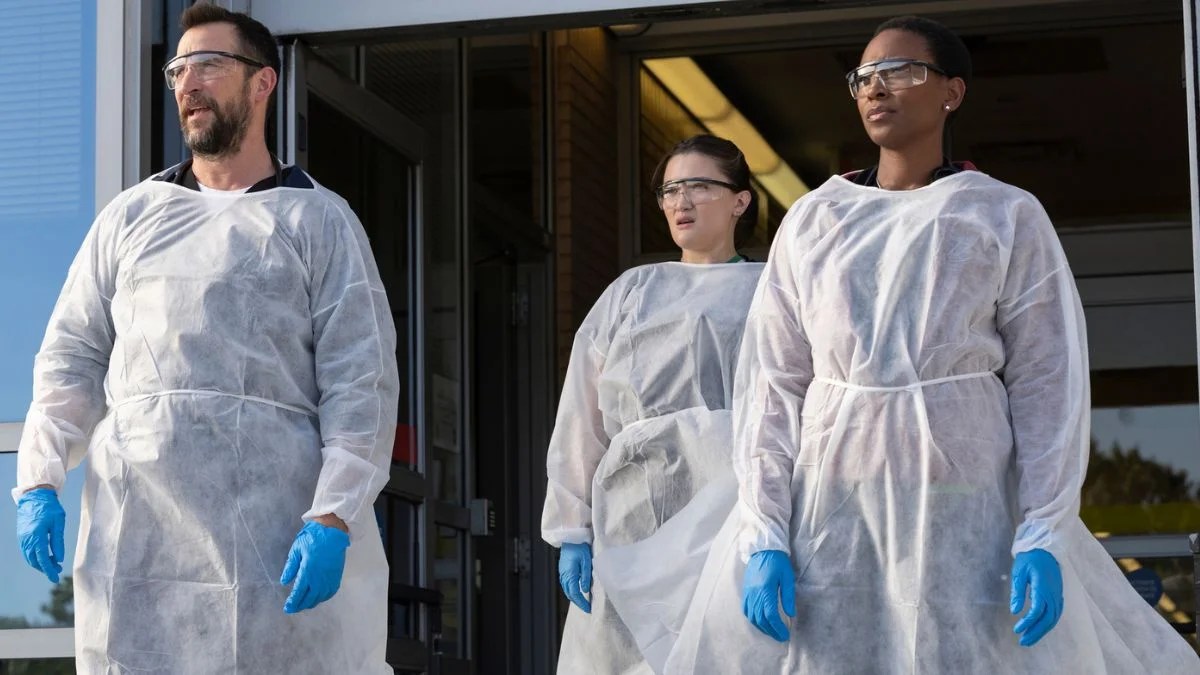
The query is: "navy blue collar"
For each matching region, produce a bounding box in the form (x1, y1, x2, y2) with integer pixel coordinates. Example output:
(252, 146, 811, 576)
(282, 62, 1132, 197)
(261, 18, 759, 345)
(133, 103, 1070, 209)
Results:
(153, 157, 313, 191)
(848, 160, 974, 188)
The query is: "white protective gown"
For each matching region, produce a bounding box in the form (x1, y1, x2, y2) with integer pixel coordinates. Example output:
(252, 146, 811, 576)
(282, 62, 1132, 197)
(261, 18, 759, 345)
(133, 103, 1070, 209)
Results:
(14, 166, 398, 674)
(665, 171, 1200, 674)
(541, 261, 765, 674)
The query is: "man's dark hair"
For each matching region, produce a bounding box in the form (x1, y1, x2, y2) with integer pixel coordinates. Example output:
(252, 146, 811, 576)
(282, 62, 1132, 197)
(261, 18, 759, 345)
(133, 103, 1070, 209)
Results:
(181, 3, 280, 88)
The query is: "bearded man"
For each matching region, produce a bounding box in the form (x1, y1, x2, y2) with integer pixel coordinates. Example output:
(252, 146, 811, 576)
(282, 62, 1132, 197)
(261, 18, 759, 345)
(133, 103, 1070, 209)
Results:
(12, 4, 397, 673)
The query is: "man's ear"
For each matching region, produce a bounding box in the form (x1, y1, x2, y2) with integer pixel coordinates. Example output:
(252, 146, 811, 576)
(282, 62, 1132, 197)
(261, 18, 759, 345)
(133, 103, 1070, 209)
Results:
(256, 67, 278, 103)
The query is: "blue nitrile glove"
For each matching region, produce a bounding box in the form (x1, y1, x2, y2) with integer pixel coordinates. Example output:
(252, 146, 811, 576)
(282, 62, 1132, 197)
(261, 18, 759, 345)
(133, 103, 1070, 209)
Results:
(1010, 548, 1063, 647)
(16, 488, 66, 584)
(558, 542, 592, 613)
(280, 521, 351, 614)
(742, 549, 796, 642)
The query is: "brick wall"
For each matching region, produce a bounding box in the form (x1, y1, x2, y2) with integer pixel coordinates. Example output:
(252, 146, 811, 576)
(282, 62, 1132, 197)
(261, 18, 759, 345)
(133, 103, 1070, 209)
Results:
(553, 29, 620, 380)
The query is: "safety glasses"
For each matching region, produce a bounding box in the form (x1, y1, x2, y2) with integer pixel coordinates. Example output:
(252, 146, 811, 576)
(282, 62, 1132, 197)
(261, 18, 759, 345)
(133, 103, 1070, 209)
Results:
(655, 177, 740, 209)
(846, 58, 947, 99)
(163, 50, 267, 90)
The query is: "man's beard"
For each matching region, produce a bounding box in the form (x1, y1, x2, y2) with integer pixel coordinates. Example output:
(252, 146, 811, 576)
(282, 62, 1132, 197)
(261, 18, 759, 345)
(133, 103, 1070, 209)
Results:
(180, 84, 252, 159)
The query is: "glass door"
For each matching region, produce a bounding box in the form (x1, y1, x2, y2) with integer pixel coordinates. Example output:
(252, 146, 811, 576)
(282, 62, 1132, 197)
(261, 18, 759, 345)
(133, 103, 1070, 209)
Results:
(280, 40, 473, 674)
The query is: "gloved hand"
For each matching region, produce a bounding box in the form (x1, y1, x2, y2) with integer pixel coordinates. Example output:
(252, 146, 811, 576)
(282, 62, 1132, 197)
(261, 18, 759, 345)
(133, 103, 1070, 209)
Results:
(16, 488, 66, 584)
(557, 542, 592, 613)
(1010, 548, 1063, 647)
(742, 549, 795, 642)
(280, 521, 351, 614)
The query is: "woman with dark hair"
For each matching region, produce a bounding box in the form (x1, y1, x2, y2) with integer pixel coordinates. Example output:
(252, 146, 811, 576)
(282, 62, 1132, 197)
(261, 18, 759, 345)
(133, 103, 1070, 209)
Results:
(665, 17, 1198, 673)
(541, 134, 764, 672)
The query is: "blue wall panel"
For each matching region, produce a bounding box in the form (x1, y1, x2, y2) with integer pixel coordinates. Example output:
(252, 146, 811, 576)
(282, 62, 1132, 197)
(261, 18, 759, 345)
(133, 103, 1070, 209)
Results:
(0, 1, 97, 421)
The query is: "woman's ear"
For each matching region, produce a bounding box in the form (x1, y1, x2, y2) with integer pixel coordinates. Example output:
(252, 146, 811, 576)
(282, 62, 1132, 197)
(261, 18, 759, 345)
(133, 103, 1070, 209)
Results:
(733, 189, 752, 217)
(943, 77, 966, 112)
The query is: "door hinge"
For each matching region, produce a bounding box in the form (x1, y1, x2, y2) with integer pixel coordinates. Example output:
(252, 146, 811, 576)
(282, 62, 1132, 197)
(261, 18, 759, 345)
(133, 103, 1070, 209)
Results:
(510, 289, 529, 327)
(511, 536, 532, 576)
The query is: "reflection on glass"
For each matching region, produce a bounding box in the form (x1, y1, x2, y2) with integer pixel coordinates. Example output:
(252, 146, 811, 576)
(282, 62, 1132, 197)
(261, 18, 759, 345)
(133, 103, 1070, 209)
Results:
(1108, 556, 1197, 654)
(1083, 404, 1200, 535)
(310, 45, 359, 82)
(313, 37, 470, 664)
(0, 454, 83, 629)
(0, 659, 74, 673)
(434, 526, 462, 657)
(305, 93, 417, 471)
(362, 39, 463, 502)
(469, 34, 543, 232)
(430, 373, 461, 504)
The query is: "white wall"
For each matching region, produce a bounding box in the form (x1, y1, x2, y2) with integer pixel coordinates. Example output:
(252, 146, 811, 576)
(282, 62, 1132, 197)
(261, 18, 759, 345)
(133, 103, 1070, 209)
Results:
(249, 0, 738, 35)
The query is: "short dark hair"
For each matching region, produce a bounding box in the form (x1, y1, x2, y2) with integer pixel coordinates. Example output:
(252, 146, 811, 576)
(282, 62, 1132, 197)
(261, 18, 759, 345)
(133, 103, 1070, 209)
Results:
(180, 3, 280, 81)
(651, 134, 759, 244)
(874, 15, 971, 88)
(874, 15, 972, 157)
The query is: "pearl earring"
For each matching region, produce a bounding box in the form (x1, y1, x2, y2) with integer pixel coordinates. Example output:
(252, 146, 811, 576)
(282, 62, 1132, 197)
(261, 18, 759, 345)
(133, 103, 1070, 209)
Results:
(944, 104, 952, 111)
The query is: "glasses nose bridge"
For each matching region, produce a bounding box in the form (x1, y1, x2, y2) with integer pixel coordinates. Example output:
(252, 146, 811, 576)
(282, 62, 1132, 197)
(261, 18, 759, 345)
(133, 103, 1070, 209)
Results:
(863, 70, 891, 97)
(660, 184, 696, 209)
(673, 185, 697, 208)
(851, 70, 886, 99)
(170, 61, 202, 90)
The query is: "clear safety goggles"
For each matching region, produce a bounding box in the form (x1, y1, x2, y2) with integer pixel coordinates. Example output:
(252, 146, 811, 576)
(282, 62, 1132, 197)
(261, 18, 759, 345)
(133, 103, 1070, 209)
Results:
(846, 58, 947, 99)
(655, 177, 740, 209)
(163, 50, 267, 90)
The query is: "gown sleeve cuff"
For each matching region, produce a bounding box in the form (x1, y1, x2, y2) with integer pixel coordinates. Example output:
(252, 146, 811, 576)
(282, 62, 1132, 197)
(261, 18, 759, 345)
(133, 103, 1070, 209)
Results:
(542, 527, 594, 549)
(303, 445, 388, 530)
(736, 504, 790, 563)
(1010, 519, 1064, 558)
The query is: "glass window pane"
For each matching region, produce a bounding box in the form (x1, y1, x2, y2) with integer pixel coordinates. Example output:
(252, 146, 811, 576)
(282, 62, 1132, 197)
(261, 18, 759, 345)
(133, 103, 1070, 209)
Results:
(1084, 403, 1200, 534)
(1111, 556, 1197, 653)
(429, 374, 461, 504)
(362, 39, 464, 503)
(310, 45, 359, 82)
(376, 494, 419, 587)
(0, 453, 82, 629)
(306, 93, 417, 471)
(0, 658, 75, 673)
(375, 493, 420, 641)
(1083, 367, 1200, 536)
(469, 34, 544, 232)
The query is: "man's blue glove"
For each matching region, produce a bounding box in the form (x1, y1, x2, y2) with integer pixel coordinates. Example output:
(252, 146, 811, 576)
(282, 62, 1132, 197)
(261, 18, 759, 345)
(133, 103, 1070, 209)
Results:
(280, 521, 351, 614)
(1010, 548, 1063, 647)
(742, 549, 795, 642)
(558, 542, 592, 613)
(16, 488, 66, 584)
